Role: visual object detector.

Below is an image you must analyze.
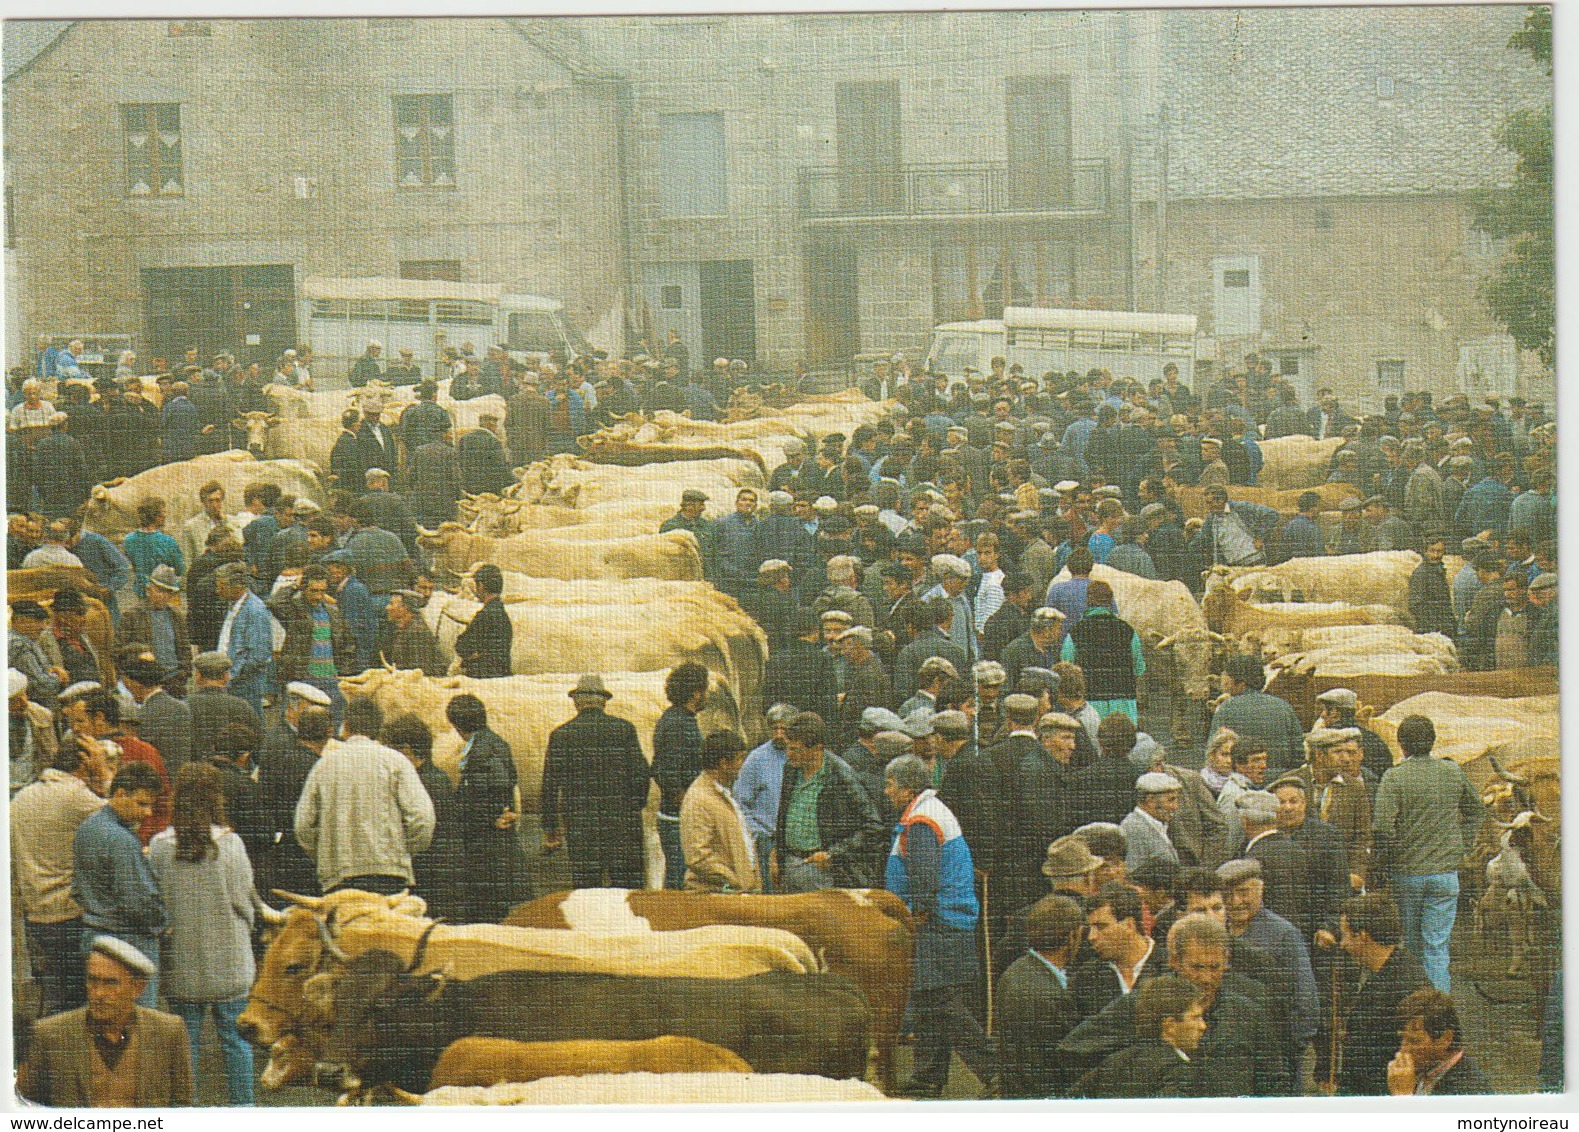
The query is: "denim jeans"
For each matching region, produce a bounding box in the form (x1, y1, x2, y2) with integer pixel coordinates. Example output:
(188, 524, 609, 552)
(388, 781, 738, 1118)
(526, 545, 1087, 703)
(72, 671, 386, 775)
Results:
(80, 930, 159, 1007)
(229, 668, 272, 719)
(170, 997, 254, 1105)
(1395, 871, 1459, 992)
(754, 833, 776, 893)
(657, 814, 685, 890)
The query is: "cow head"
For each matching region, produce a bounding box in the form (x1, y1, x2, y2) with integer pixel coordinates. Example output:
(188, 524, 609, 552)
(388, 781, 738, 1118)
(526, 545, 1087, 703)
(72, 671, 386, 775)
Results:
(1150, 626, 1224, 701)
(238, 889, 428, 1066)
(315, 937, 452, 1092)
(231, 411, 280, 456)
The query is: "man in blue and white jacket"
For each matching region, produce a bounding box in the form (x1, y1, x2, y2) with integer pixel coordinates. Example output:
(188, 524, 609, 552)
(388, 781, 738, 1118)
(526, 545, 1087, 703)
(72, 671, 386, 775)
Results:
(884, 754, 996, 1098)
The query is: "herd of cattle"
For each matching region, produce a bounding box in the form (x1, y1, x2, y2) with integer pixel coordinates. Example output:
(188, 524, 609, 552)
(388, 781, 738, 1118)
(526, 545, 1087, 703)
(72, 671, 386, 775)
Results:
(13, 376, 1561, 1103)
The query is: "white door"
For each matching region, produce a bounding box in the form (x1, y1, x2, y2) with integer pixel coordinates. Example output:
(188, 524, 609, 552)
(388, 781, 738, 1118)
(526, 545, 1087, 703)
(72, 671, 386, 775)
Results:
(1457, 335, 1518, 401)
(1212, 255, 1262, 339)
(639, 263, 702, 363)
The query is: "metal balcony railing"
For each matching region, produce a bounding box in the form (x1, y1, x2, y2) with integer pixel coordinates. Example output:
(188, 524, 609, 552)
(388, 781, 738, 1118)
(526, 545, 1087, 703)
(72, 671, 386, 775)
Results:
(798, 159, 1110, 220)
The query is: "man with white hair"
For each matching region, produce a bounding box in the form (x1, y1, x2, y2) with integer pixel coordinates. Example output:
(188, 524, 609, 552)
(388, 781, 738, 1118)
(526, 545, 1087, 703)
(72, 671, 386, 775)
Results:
(814, 553, 875, 629)
(1235, 789, 1311, 936)
(924, 553, 978, 665)
(348, 339, 385, 387)
(834, 625, 891, 746)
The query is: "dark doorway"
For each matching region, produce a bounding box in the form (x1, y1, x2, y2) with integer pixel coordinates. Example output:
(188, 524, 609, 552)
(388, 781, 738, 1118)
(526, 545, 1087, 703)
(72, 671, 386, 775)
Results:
(836, 80, 902, 214)
(806, 239, 860, 365)
(698, 259, 756, 367)
(141, 264, 296, 368)
(1005, 75, 1072, 209)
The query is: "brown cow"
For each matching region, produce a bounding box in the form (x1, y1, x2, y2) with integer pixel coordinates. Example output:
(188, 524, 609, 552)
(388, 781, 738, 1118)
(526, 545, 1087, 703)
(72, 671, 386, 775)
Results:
(1267, 665, 1559, 729)
(504, 887, 913, 1091)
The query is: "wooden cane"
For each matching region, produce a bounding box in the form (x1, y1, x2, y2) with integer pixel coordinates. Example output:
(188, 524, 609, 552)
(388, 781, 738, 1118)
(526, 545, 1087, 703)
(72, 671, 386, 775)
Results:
(1326, 958, 1341, 1094)
(982, 877, 996, 1037)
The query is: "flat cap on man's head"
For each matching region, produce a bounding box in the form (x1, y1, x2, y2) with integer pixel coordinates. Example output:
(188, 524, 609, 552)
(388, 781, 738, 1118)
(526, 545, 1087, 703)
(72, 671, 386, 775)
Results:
(917, 656, 959, 682)
(871, 731, 914, 758)
(1234, 790, 1281, 823)
(392, 588, 427, 611)
(1315, 687, 1358, 710)
(1216, 858, 1264, 886)
(1136, 771, 1182, 796)
(1339, 496, 1364, 513)
(820, 609, 854, 625)
(1531, 573, 1558, 593)
(194, 651, 232, 677)
(1032, 606, 1066, 626)
(931, 709, 971, 739)
(1304, 725, 1359, 749)
(757, 558, 791, 576)
(90, 935, 158, 979)
(973, 661, 1007, 686)
(286, 681, 333, 706)
(681, 488, 709, 504)
(931, 554, 972, 579)
(860, 706, 907, 735)
(1037, 710, 1082, 733)
(365, 467, 391, 482)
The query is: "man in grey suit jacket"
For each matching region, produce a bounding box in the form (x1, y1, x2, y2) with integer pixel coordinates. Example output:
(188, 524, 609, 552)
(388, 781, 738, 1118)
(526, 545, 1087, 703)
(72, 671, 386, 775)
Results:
(19, 936, 192, 1107)
(1121, 772, 1184, 875)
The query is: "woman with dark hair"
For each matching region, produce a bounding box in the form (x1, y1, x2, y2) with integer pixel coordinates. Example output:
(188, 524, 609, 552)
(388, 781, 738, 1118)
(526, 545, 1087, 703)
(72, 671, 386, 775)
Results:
(444, 694, 528, 921)
(147, 763, 257, 1105)
(122, 499, 185, 598)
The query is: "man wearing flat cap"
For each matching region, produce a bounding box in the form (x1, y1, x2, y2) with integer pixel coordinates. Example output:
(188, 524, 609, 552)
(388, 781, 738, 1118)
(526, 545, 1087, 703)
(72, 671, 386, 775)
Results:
(1234, 789, 1311, 936)
(1122, 772, 1183, 877)
(761, 607, 836, 727)
(1219, 856, 1319, 1073)
(541, 675, 651, 889)
(834, 624, 891, 747)
(19, 935, 192, 1107)
(660, 488, 716, 571)
(923, 554, 978, 666)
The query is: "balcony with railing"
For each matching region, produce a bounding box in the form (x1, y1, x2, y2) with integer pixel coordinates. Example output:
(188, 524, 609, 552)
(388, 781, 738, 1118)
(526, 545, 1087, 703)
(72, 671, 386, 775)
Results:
(798, 159, 1110, 221)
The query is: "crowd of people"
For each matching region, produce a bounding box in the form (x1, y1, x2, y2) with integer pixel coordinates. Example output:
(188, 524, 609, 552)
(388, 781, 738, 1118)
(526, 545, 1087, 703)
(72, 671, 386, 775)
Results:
(6, 340, 1562, 1105)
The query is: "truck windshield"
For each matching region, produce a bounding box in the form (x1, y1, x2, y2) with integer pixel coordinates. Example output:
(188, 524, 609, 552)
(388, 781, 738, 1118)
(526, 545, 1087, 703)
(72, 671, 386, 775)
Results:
(932, 334, 977, 376)
(508, 311, 562, 353)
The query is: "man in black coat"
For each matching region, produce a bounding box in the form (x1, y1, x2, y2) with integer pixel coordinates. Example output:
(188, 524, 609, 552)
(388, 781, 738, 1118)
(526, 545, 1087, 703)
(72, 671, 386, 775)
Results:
(1068, 713, 1142, 829)
(457, 416, 515, 496)
(997, 894, 1085, 1098)
(1337, 893, 1429, 1096)
(209, 721, 273, 868)
(186, 651, 262, 760)
(989, 695, 1055, 914)
(354, 407, 400, 484)
(1387, 988, 1493, 1096)
(454, 564, 513, 678)
(446, 694, 527, 921)
(381, 712, 465, 922)
(1072, 976, 1205, 1098)
(541, 675, 651, 889)
(980, 571, 1035, 663)
(1269, 778, 1349, 941)
(357, 468, 420, 558)
(773, 710, 885, 891)
(760, 609, 837, 727)
(744, 560, 803, 650)
(257, 696, 334, 896)
(1070, 884, 1166, 1021)
(348, 341, 385, 387)
(31, 414, 91, 520)
(1235, 790, 1313, 936)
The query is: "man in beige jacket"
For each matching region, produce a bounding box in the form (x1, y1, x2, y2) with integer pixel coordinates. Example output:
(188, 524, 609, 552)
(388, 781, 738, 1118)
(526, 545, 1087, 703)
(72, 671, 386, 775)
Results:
(679, 732, 761, 893)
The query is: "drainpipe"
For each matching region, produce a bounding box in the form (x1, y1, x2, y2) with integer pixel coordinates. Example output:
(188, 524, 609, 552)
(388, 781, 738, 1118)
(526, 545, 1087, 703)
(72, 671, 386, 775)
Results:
(606, 76, 639, 355)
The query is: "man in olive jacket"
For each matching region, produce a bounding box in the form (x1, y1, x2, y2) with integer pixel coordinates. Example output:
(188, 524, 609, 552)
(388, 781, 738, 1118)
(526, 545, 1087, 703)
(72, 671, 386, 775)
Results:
(773, 710, 885, 891)
(1371, 714, 1484, 993)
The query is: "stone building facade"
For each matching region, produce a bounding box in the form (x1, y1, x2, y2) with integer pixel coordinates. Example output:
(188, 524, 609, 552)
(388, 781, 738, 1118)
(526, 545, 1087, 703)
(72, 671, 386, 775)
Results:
(4, 18, 626, 372)
(1130, 5, 1551, 404)
(5, 9, 1552, 403)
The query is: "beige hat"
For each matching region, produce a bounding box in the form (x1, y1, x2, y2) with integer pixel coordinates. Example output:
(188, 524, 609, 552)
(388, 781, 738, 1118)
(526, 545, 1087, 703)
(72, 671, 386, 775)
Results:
(837, 625, 873, 646)
(1037, 711, 1082, 733)
(1043, 834, 1103, 880)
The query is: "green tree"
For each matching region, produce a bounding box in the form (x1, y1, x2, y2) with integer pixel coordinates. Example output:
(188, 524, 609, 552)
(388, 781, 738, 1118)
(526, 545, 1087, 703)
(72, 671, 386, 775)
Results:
(1470, 6, 1553, 366)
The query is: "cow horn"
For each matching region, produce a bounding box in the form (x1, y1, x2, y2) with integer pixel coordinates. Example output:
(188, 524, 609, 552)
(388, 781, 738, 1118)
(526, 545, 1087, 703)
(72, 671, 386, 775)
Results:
(415, 524, 436, 539)
(315, 916, 350, 964)
(406, 920, 442, 974)
(257, 901, 290, 926)
(1154, 633, 1178, 650)
(387, 1086, 424, 1106)
(424, 966, 451, 1001)
(272, 890, 325, 911)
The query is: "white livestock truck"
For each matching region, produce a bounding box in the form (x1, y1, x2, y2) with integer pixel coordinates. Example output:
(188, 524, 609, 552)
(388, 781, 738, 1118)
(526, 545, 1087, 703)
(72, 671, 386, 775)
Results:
(301, 275, 592, 384)
(924, 306, 1200, 388)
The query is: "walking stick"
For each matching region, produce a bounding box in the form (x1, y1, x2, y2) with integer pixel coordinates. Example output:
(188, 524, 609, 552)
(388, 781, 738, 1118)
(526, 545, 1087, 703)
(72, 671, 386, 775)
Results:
(1326, 959, 1341, 1094)
(982, 875, 996, 1037)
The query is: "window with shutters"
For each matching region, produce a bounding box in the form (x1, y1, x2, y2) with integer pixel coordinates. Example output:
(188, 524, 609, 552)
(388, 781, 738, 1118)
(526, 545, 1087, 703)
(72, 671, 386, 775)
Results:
(1376, 358, 1406, 398)
(394, 94, 456, 189)
(658, 113, 727, 217)
(121, 104, 184, 198)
